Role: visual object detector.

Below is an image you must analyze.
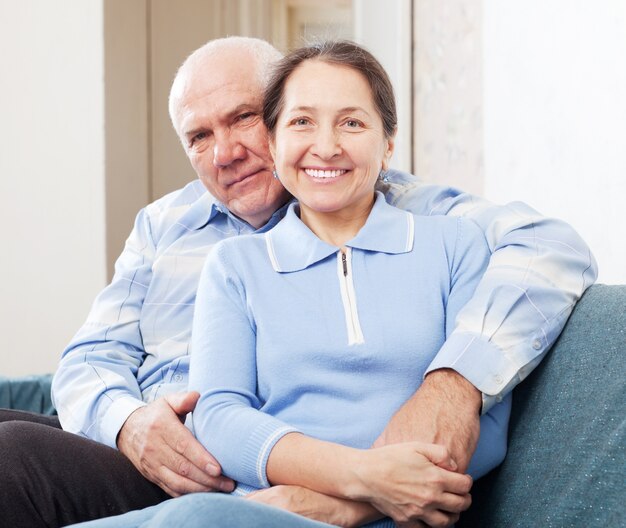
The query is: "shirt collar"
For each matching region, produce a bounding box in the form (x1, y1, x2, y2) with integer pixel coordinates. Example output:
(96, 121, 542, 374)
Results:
(265, 192, 415, 273)
(191, 192, 292, 233)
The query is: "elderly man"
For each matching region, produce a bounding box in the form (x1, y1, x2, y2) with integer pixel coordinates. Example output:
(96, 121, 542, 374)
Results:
(0, 36, 596, 528)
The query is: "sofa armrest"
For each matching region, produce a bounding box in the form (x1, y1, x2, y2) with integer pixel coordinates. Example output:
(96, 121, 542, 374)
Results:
(458, 284, 626, 526)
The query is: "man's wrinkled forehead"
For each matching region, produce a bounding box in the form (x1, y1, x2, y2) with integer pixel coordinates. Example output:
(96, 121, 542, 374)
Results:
(172, 50, 263, 129)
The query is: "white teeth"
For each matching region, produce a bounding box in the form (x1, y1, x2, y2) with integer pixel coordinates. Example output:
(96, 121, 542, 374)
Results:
(304, 169, 347, 179)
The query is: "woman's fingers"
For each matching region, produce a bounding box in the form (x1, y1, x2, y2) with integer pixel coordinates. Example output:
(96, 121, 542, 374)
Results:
(412, 442, 458, 472)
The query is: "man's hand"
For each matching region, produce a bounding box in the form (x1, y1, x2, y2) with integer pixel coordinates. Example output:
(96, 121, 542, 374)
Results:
(248, 486, 430, 528)
(117, 391, 235, 496)
(374, 369, 482, 473)
(246, 485, 381, 528)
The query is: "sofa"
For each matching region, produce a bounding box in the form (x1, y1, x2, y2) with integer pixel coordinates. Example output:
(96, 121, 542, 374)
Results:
(1, 284, 624, 526)
(458, 284, 625, 527)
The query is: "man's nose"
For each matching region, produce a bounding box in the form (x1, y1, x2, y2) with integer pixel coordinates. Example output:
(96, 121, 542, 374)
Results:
(213, 132, 245, 167)
(310, 127, 342, 160)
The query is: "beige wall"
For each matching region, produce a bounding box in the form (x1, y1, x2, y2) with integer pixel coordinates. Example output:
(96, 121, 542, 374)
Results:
(413, 0, 484, 195)
(104, 0, 150, 278)
(0, 0, 107, 375)
(482, 0, 626, 284)
(410, 0, 625, 284)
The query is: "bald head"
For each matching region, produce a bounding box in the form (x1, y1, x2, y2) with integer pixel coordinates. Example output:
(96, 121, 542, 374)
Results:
(169, 37, 283, 136)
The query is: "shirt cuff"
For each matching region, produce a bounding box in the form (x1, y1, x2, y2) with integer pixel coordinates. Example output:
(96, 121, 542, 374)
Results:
(425, 332, 520, 413)
(99, 396, 147, 449)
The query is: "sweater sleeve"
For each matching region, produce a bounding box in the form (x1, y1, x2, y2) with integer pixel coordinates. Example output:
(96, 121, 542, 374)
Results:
(439, 218, 511, 479)
(189, 241, 298, 489)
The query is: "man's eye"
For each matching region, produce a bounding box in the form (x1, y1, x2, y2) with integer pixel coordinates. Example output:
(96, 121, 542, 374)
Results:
(189, 132, 208, 147)
(236, 112, 254, 122)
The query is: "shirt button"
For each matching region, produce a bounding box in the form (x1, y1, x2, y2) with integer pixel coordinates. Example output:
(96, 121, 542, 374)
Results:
(493, 374, 503, 385)
(174, 374, 183, 382)
(532, 339, 542, 350)
(496, 394, 503, 403)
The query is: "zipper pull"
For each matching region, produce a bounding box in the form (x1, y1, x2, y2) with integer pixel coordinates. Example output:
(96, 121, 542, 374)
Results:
(341, 251, 348, 276)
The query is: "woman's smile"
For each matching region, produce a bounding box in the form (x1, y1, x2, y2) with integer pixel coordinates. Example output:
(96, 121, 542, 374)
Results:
(302, 168, 348, 179)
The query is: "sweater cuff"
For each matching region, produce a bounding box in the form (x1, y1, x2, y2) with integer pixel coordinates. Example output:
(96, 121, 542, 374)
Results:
(239, 421, 299, 488)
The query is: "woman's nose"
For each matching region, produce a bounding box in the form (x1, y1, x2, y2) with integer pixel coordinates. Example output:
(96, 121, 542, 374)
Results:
(310, 127, 342, 160)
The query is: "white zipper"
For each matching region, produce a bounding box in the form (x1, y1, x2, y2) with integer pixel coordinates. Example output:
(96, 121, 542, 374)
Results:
(336, 248, 364, 345)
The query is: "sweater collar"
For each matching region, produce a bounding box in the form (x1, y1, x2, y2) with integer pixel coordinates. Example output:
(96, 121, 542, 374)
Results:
(265, 192, 415, 273)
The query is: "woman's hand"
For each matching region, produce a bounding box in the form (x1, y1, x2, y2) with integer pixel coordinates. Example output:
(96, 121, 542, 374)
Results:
(350, 442, 472, 527)
(266, 434, 470, 526)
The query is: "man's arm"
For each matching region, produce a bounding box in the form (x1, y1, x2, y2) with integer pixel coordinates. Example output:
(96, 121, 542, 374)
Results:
(374, 369, 481, 472)
(52, 207, 157, 446)
(51, 206, 231, 495)
(375, 172, 597, 465)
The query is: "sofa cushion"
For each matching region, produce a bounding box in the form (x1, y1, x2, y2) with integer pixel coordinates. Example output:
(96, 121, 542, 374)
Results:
(0, 374, 55, 415)
(458, 284, 625, 527)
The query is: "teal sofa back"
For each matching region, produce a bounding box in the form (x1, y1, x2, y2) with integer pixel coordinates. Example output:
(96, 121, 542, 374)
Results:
(0, 374, 55, 415)
(458, 284, 625, 527)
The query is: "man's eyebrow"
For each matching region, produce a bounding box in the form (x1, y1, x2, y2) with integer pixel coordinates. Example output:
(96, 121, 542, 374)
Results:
(226, 103, 260, 117)
(182, 103, 260, 137)
(184, 126, 209, 138)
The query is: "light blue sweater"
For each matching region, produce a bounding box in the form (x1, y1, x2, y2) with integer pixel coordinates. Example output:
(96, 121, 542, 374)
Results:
(190, 193, 511, 497)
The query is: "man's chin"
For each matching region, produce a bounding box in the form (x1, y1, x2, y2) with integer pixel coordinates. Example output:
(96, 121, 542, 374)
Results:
(229, 186, 290, 228)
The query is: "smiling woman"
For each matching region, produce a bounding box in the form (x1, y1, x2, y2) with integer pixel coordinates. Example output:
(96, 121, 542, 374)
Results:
(182, 40, 509, 528)
(262, 42, 399, 248)
(267, 60, 393, 247)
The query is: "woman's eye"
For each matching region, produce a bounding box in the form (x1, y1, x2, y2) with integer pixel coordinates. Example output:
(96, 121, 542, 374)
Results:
(345, 120, 362, 128)
(291, 118, 310, 126)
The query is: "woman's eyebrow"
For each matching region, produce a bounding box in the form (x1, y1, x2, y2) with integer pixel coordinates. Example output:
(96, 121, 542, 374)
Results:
(287, 105, 371, 116)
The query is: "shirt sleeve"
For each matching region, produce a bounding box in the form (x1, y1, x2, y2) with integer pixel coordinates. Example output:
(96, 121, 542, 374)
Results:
(386, 176, 598, 412)
(51, 208, 154, 448)
(189, 241, 298, 489)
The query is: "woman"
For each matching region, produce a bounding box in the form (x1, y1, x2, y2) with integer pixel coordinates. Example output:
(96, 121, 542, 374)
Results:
(79, 40, 510, 528)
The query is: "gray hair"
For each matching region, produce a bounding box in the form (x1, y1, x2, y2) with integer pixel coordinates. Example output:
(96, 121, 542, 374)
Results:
(168, 36, 283, 131)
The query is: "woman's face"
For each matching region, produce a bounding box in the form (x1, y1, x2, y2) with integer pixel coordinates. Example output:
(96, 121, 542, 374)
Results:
(270, 60, 394, 220)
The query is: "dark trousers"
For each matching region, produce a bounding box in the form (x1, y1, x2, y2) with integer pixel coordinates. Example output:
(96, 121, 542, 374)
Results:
(0, 409, 169, 527)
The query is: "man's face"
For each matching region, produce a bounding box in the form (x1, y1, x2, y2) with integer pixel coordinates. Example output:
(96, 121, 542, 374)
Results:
(173, 51, 290, 228)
